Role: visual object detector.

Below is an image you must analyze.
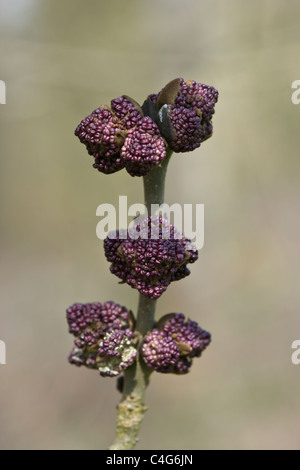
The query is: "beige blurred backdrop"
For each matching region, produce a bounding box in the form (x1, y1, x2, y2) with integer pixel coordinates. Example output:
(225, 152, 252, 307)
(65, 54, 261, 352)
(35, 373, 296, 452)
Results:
(0, 0, 300, 450)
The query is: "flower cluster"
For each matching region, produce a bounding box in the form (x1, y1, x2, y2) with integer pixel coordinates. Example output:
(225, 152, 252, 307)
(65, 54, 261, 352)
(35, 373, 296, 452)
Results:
(74, 78, 218, 176)
(104, 215, 198, 299)
(141, 313, 211, 374)
(67, 301, 137, 377)
(69, 78, 218, 386)
(146, 78, 218, 153)
(75, 96, 166, 176)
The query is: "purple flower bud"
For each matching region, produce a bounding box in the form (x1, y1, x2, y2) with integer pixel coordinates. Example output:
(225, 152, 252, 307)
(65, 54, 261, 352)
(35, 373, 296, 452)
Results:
(104, 216, 198, 299)
(66, 301, 134, 338)
(111, 96, 143, 129)
(121, 117, 167, 177)
(141, 330, 180, 373)
(162, 313, 211, 359)
(66, 302, 102, 335)
(98, 329, 137, 377)
(165, 106, 203, 152)
(75, 96, 168, 176)
(66, 301, 137, 376)
(75, 79, 218, 176)
(146, 78, 218, 153)
(168, 79, 218, 149)
(75, 106, 127, 174)
(175, 79, 218, 121)
(141, 313, 211, 374)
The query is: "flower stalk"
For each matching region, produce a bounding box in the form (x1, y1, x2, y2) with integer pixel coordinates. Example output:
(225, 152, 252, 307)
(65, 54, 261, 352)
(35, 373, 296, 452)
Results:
(108, 149, 172, 450)
(68, 78, 218, 450)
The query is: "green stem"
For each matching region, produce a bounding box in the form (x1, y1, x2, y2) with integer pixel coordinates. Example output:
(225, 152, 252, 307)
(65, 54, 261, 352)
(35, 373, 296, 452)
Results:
(108, 149, 172, 450)
(143, 148, 173, 214)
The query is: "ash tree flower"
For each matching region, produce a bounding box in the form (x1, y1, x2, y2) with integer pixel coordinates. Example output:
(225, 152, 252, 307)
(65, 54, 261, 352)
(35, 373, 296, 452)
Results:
(67, 301, 137, 377)
(75, 96, 166, 176)
(74, 106, 127, 174)
(121, 117, 166, 176)
(98, 329, 137, 377)
(69, 77, 219, 449)
(143, 77, 218, 153)
(74, 78, 218, 177)
(104, 215, 198, 299)
(141, 313, 211, 374)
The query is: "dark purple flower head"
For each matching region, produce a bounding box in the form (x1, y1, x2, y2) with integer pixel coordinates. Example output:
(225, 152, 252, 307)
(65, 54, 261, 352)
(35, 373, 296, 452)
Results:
(141, 313, 211, 374)
(111, 96, 143, 129)
(75, 79, 218, 175)
(66, 301, 134, 338)
(144, 77, 218, 153)
(75, 106, 127, 174)
(98, 329, 137, 377)
(141, 329, 180, 373)
(121, 117, 166, 176)
(75, 96, 167, 176)
(165, 106, 202, 152)
(67, 302, 102, 335)
(104, 216, 198, 299)
(66, 301, 137, 376)
(160, 313, 211, 358)
(174, 79, 219, 120)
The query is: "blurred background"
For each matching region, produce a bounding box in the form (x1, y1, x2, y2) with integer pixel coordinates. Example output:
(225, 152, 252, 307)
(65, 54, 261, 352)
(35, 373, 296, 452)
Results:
(0, 0, 300, 450)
